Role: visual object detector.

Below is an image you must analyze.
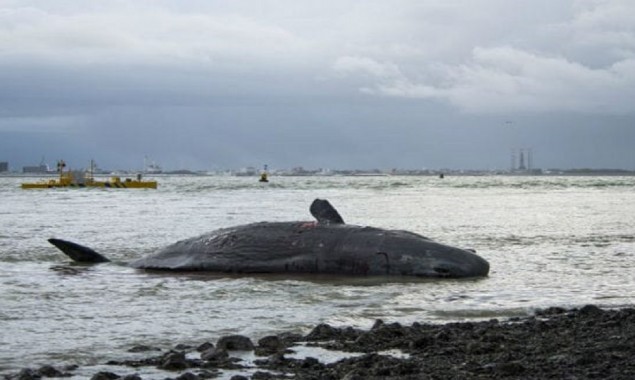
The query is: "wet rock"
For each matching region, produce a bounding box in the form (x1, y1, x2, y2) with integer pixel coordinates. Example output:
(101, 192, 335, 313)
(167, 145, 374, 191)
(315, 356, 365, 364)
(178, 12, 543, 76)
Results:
(173, 372, 198, 380)
(255, 335, 283, 356)
(216, 335, 254, 351)
(408, 335, 434, 350)
(328, 353, 419, 379)
(10, 369, 40, 380)
(127, 345, 160, 353)
(251, 371, 275, 379)
(90, 372, 119, 380)
(257, 351, 287, 367)
(340, 372, 363, 380)
(166, 370, 219, 379)
(352, 322, 409, 352)
(107, 355, 162, 368)
(200, 347, 229, 361)
(304, 323, 340, 341)
(537, 306, 567, 316)
(196, 342, 214, 352)
(229, 375, 248, 380)
(196, 370, 220, 379)
(371, 319, 384, 330)
(121, 375, 142, 380)
(36, 365, 68, 377)
(257, 335, 281, 350)
(304, 323, 361, 344)
(159, 351, 189, 370)
(579, 304, 603, 316)
(276, 332, 303, 346)
(495, 361, 526, 376)
(299, 357, 323, 370)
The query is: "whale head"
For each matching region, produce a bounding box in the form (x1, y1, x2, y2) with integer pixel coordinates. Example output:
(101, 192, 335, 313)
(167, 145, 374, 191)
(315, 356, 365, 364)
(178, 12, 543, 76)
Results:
(373, 230, 490, 278)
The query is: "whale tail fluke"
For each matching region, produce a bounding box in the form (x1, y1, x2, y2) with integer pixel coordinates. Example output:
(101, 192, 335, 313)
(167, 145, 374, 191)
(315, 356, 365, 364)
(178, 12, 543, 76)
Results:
(48, 238, 110, 263)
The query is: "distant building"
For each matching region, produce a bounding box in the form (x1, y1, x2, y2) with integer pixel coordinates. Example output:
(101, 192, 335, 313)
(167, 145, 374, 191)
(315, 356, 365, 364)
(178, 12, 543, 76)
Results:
(0, 162, 8, 172)
(518, 150, 527, 170)
(511, 148, 533, 172)
(236, 167, 257, 176)
(23, 163, 51, 173)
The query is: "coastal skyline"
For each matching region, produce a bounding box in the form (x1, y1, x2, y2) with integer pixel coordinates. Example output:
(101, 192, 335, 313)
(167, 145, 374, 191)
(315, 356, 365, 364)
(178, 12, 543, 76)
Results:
(1, 1, 635, 171)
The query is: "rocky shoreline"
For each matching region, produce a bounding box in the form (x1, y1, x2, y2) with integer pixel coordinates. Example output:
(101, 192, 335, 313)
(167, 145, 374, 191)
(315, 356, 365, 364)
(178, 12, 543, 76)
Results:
(5, 305, 635, 380)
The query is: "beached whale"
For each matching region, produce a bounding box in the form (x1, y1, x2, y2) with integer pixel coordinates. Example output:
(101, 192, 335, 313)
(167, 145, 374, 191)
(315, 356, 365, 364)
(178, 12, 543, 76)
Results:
(49, 199, 489, 278)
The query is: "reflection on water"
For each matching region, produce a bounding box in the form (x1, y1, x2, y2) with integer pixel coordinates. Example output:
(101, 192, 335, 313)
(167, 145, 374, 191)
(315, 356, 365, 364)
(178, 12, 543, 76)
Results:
(0, 175, 634, 374)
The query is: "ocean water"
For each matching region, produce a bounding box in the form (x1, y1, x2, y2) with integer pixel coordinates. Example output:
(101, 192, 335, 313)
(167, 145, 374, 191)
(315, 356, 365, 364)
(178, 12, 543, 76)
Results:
(1, 175, 634, 376)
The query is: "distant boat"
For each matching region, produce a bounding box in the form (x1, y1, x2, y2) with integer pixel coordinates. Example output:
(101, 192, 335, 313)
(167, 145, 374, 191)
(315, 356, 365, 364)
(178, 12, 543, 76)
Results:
(144, 156, 163, 174)
(259, 164, 269, 183)
(21, 160, 157, 189)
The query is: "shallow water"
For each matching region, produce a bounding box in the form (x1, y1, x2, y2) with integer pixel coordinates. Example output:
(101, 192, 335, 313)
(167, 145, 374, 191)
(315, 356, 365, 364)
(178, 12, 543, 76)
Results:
(1, 175, 634, 376)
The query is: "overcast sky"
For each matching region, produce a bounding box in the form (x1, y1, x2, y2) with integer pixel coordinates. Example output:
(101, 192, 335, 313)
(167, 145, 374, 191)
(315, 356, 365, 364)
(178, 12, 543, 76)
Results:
(1, 0, 634, 171)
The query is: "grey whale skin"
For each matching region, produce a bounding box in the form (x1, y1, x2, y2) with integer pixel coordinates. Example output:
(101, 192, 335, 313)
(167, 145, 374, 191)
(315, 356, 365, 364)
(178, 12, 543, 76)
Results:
(48, 199, 489, 278)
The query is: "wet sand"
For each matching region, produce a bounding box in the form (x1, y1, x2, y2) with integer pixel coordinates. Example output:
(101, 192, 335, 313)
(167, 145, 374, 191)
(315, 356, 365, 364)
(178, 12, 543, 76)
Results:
(5, 305, 634, 379)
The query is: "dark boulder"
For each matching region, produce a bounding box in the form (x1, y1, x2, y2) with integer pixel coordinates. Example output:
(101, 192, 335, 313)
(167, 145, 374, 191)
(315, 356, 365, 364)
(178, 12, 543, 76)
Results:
(10, 369, 41, 380)
(90, 372, 119, 380)
(159, 351, 189, 370)
(127, 345, 160, 353)
(200, 347, 229, 361)
(35, 365, 66, 377)
(196, 342, 214, 352)
(173, 372, 199, 380)
(255, 335, 283, 356)
(216, 335, 254, 351)
(120, 375, 142, 380)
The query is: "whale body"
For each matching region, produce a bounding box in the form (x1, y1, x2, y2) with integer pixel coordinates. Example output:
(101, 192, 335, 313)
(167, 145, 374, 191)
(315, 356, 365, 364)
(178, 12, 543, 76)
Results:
(49, 199, 490, 278)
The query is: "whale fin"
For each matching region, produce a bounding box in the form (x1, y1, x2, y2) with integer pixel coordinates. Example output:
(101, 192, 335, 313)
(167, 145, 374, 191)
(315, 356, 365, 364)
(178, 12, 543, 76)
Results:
(310, 199, 345, 225)
(48, 238, 110, 263)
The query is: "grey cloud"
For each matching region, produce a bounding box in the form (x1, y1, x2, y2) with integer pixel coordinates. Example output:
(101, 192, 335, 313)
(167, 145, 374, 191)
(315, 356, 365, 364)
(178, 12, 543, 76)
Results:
(352, 47, 635, 114)
(332, 1, 635, 114)
(1, 0, 634, 171)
